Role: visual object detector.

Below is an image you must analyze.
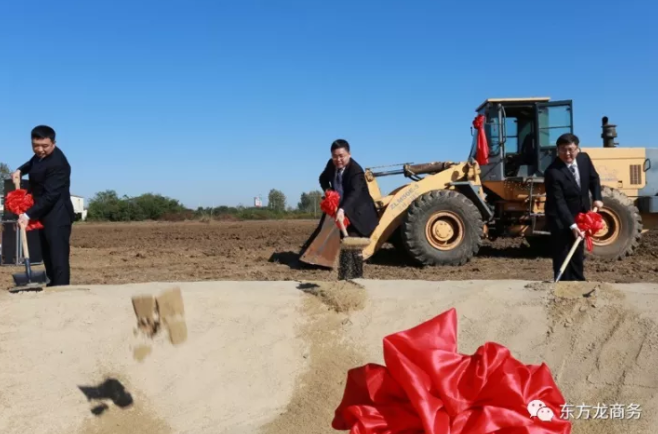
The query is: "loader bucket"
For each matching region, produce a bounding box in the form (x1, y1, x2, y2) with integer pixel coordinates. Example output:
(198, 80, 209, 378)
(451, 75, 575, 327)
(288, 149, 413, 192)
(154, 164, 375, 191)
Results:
(298, 213, 341, 268)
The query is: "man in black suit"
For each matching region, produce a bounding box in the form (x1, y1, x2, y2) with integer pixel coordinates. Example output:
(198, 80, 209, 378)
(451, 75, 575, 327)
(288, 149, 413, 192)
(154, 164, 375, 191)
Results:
(12, 125, 75, 286)
(544, 133, 603, 281)
(319, 139, 379, 237)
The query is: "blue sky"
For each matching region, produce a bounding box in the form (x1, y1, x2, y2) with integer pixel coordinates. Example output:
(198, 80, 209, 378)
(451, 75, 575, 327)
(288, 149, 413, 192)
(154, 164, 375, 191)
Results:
(1, 0, 656, 209)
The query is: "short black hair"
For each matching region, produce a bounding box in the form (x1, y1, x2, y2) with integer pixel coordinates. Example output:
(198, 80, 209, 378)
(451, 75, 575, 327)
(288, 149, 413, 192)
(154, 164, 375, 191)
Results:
(31, 125, 56, 142)
(556, 133, 579, 147)
(331, 139, 350, 152)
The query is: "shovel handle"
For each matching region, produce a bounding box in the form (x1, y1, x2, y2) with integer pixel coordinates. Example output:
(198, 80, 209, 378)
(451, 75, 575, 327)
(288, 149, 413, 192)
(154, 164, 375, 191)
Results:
(20, 224, 31, 260)
(555, 236, 582, 282)
(13, 175, 31, 260)
(555, 207, 599, 282)
(337, 218, 349, 238)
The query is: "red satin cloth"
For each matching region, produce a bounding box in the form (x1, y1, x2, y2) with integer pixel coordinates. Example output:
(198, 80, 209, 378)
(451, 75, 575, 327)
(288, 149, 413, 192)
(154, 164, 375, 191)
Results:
(321, 190, 350, 229)
(4, 189, 43, 231)
(472, 115, 489, 166)
(575, 211, 605, 252)
(332, 308, 571, 434)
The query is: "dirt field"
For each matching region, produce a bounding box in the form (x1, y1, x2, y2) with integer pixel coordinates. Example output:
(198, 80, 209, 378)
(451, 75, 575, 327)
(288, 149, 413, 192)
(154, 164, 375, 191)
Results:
(1, 219, 657, 289)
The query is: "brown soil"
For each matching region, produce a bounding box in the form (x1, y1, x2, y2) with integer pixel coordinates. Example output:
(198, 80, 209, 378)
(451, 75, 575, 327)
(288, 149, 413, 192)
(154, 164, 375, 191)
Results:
(1, 219, 657, 289)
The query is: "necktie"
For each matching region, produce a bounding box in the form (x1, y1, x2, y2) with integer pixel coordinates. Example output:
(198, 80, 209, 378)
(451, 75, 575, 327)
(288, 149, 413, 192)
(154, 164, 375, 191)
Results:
(570, 165, 580, 188)
(335, 169, 343, 197)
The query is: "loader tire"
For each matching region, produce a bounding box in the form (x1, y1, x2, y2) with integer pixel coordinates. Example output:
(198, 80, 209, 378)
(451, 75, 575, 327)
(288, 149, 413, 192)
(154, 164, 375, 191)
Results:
(402, 190, 484, 266)
(589, 187, 643, 260)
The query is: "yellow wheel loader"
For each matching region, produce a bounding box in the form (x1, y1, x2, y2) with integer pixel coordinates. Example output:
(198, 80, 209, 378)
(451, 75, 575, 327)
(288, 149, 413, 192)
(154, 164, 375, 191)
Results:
(299, 97, 658, 268)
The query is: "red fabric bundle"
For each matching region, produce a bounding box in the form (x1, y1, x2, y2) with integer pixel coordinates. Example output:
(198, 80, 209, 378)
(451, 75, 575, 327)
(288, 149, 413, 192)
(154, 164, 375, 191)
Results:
(321, 190, 350, 229)
(575, 210, 605, 252)
(332, 308, 571, 434)
(472, 115, 489, 166)
(5, 189, 43, 231)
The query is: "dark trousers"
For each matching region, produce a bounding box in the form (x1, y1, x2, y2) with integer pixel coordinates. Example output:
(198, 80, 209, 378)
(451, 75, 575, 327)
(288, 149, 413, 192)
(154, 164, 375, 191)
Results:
(550, 226, 585, 281)
(39, 224, 72, 286)
(340, 223, 367, 239)
(347, 225, 363, 237)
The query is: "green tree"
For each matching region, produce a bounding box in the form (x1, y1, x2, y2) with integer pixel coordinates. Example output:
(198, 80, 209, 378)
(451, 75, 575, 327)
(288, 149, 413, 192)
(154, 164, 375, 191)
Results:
(87, 190, 123, 221)
(87, 190, 190, 222)
(132, 193, 186, 220)
(297, 190, 323, 215)
(0, 162, 10, 197)
(268, 189, 286, 212)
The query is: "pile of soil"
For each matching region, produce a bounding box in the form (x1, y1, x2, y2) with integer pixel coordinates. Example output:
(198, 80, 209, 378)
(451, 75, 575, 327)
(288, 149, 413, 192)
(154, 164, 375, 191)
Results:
(525, 281, 657, 433)
(0, 280, 656, 433)
(262, 280, 368, 434)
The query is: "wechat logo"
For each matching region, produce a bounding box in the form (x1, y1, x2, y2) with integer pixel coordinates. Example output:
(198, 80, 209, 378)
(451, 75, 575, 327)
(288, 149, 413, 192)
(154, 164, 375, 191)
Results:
(527, 400, 554, 422)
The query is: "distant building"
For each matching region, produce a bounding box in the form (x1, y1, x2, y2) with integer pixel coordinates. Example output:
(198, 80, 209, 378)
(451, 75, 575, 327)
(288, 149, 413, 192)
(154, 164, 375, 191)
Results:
(70, 194, 88, 221)
(254, 196, 263, 208)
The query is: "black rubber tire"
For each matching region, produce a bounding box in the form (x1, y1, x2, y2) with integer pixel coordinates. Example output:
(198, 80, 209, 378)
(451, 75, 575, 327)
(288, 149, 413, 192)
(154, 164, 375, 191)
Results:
(401, 190, 484, 266)
(589, 187, 643, 260)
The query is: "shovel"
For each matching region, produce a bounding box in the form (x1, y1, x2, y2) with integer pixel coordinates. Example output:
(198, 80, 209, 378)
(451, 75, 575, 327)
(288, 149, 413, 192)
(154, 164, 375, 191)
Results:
(554, 207, 598, 283)
(298, 213, 342, 269)
(10, 180, 49, 292)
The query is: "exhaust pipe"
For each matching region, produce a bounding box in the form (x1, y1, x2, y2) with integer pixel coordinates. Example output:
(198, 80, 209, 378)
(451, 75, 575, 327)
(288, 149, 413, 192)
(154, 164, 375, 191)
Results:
(601, 116, 618, 148)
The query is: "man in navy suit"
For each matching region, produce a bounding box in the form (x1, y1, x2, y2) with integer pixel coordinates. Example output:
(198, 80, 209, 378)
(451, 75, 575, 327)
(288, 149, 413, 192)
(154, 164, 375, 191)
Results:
(319, 139, 379, 237)
(544, 133, 603, 281)
(12, 125, 75, 286)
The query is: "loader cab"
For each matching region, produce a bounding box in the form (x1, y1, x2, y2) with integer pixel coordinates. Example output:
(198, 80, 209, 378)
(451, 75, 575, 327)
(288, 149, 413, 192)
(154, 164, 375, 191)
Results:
(471, 97, 573, 182)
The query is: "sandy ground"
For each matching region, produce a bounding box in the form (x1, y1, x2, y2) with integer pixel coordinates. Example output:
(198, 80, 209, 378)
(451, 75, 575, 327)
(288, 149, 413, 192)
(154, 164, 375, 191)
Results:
(1, 220, 657, 289)
(0, 279, 656, 434)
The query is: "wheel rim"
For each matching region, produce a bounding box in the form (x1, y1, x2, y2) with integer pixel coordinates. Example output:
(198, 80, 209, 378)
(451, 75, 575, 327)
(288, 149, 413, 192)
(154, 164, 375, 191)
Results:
(425, 211, 464, 250)
(591, 209, 620, 247)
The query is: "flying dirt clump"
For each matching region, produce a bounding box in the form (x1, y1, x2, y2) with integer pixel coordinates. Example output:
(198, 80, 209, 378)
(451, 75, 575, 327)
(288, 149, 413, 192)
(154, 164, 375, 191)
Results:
(131, 286, 188, 361)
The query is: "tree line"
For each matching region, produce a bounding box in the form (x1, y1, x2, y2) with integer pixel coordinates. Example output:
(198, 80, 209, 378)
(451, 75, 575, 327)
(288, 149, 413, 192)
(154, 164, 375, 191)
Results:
(1, 160, 324, 222)
(84, 188, 325, 222)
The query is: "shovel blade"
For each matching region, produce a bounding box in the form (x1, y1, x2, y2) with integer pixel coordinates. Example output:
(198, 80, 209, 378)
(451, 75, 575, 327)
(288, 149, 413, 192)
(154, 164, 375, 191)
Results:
(12, 270, 48, 287)
(299, 213, 341, 269)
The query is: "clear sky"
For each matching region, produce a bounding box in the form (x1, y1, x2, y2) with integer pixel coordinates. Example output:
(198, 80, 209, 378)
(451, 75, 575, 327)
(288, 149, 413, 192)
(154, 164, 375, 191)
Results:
(1, 0, 655, 209)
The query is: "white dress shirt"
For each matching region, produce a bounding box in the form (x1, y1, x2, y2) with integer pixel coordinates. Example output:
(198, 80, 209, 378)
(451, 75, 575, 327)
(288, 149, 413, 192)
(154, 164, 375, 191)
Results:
(567, 161, 580, 231)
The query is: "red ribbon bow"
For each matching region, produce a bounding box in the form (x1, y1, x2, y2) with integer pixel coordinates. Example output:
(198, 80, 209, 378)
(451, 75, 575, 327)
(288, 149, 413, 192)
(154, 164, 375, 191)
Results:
(321, 190, 350, 229)
(575, 210, 605, 251)
(332, 308, 571, 434)
(4, 189, 44, 231)
(472, 114, 489, 166)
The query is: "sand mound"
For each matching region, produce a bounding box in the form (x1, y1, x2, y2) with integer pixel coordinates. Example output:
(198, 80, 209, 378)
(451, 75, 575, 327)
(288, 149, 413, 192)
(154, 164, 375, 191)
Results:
(0, 279, 656, 434)
(262, 281, 367, 434)
(531, 281, 658, 434)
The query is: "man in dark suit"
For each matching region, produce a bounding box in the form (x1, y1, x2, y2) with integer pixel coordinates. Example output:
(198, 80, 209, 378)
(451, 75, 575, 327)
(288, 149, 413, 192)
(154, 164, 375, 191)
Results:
(319, 139, 379, 237)
(544, 133, 603, 281)
(12, 125, 75, 286)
